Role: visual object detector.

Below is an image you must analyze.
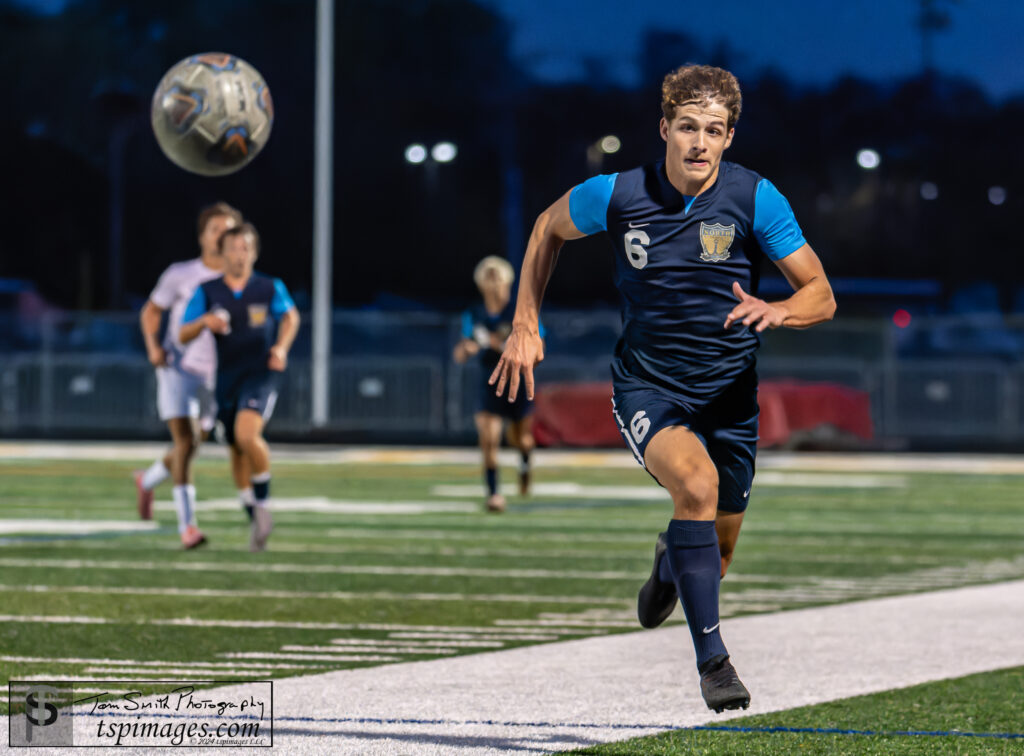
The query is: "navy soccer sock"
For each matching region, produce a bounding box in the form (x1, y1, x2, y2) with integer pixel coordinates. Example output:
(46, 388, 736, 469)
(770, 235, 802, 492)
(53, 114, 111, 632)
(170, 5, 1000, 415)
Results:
(663, 519, 728, 668)
(485, 467, 498, 496)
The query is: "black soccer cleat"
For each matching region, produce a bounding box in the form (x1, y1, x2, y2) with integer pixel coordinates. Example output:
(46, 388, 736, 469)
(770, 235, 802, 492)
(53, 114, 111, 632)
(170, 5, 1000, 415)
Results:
(637, 531, 678, 628)
(699, 654, 751, 713)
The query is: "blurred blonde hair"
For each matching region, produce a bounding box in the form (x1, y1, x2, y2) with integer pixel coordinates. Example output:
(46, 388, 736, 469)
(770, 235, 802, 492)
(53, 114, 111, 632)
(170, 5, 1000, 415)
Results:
(473, 255, 514, 288)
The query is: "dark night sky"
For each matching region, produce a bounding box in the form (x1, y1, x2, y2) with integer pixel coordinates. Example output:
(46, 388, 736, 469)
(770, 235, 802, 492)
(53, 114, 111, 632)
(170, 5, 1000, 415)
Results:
(484, 0, 1024, 100)
(16, 0, 1024, 99)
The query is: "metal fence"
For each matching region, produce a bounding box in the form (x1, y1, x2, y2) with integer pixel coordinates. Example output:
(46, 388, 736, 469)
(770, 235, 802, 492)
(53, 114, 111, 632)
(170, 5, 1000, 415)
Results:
(2, 310, 1024, 447)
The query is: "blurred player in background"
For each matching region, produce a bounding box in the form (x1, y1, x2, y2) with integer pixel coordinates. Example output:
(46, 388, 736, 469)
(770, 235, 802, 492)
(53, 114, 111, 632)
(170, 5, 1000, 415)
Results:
(490, 65, 835, 713)
(453, 256, 539, 513)
(180, 222, 300, 551)
(135, 202, 244, 549)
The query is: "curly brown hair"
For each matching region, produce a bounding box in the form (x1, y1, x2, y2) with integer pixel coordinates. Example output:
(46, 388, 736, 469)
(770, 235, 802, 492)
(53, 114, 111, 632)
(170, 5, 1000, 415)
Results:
(661, 65, 742, 130)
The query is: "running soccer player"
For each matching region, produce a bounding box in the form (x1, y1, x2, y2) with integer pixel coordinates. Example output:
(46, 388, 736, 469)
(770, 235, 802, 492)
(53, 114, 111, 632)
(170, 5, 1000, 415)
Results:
(453, 256, 540, 513)
(135, 202, 244, 549)
(180, 222, 300, 552)
(489, 65, 836, 713)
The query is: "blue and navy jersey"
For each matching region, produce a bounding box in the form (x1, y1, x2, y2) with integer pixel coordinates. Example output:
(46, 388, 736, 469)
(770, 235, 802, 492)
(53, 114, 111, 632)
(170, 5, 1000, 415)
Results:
(569, 160, 805, 403)
(182, 272, 295, 385)
(461, 300, 545, 373)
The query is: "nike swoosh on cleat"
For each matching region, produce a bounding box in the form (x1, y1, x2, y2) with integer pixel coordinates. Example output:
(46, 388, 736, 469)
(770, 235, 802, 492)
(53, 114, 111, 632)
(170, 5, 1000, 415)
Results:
(702, 623, 720, 634)
(628, 221, 650, 228)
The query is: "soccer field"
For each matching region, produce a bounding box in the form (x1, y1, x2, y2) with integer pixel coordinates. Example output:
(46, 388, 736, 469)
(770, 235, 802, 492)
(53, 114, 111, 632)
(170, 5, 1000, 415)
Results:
(1, 445, 1024, 753)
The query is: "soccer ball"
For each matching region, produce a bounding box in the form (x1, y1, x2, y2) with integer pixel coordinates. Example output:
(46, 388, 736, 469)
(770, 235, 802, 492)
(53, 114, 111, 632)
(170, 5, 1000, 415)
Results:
(150, 52, 273, 177)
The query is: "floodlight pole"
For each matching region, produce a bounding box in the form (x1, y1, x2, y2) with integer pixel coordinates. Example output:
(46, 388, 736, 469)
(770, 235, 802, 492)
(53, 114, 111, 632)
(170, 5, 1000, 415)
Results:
(312, 0, 335, 428)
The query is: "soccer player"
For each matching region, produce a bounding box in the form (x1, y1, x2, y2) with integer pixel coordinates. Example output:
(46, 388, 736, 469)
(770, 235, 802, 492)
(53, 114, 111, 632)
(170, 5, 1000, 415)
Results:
(453, 256, 539, 513)
(135, 202, 243, 549)
(180, 222, 300, 552)
(489, 65, 836, 713)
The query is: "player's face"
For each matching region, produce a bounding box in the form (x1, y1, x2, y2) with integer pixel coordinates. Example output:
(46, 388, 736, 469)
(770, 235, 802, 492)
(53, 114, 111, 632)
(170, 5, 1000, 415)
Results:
(660, 101, 734, 195)
(199, 214, 238, 257)
(477, 271, 510, 305)
(222, 233, 257, 278)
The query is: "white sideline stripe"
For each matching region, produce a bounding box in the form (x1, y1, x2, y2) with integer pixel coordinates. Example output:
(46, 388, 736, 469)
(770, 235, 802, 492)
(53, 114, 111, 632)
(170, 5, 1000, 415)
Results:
(219, 652, 399, 662)
(0, 557, 643, 580)
(323, 528, 654, 544)
(154, 497, 479, 515)
(282, 645, 458, 656)
(0, 519, 160, 535)
(84, 667, 271, 677)
(0, 584, 629, 607)
(0, 655, 323, 670)
(122, 579, 1024, 756)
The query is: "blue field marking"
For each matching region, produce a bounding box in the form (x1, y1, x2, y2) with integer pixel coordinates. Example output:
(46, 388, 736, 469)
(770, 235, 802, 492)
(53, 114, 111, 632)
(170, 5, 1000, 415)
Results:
(72, 710, 1024, 739)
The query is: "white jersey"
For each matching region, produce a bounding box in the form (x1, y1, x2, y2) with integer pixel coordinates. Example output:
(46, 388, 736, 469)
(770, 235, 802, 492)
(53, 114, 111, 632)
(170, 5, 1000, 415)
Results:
(149, 257, 221, 383)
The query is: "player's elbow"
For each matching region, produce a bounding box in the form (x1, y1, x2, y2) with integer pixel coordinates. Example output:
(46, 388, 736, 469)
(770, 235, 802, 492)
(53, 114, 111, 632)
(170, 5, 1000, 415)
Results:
(822, 288, 837, 321)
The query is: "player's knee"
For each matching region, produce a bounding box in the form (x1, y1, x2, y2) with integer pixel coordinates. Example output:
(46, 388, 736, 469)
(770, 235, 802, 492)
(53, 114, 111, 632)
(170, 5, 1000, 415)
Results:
(664, 464, 718, 511)
(174, 434, 198, 458)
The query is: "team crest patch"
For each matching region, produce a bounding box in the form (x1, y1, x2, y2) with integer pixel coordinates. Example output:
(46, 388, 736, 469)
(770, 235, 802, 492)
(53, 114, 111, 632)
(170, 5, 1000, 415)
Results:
(248, 304, 268, 327)
(699, 222, 736, 262)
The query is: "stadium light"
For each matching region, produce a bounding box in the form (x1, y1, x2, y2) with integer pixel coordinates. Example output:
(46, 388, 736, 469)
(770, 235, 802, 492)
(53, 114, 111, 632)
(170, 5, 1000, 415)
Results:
(599, 135, 621, 154)
(988, 186, 1007, 206)
(856, 149, 881, 170)
(405, 143, 427, 164)
(431, 142, 457, 163)
(920, 182, 939, 200)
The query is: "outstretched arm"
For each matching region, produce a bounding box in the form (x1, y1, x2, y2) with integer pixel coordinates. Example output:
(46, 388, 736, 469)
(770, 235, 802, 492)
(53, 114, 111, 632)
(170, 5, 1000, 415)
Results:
(724, 244, 836, 332)
(489, 190, 586, 401)
(268, 308, 300, 371)
(140, 300, 167, 366)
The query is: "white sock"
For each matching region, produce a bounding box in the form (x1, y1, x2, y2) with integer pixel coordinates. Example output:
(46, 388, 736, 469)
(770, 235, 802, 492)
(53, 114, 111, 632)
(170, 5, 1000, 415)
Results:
(141, 459, 170, 491)
(239, 487, 254, 506)
(172, 484, 195, 534)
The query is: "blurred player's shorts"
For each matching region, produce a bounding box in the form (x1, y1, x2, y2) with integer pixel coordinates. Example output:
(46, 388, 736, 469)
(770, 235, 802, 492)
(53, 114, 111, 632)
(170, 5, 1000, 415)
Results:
(156, 364, 217, 431)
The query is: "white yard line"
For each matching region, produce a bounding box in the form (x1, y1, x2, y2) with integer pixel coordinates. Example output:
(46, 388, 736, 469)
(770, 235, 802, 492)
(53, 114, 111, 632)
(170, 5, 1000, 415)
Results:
(0, 583, 631, 606)
(0, 557, 643, 580)
(0, 519, 160, 535)
(5, 442, 1024, 474)
(1, 655, 323, 670)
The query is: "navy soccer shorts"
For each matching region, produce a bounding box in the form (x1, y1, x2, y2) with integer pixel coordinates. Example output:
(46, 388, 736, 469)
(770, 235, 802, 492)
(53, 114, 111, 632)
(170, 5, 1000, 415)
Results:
(611, 365, 759, 513)
(478, 379, 534, 422)
(217, 370, 280, 445)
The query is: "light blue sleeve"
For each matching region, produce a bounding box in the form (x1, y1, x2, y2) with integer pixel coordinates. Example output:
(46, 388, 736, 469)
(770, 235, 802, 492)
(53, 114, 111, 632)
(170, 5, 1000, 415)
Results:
(270, 278, 296, 319)
(182, 286, 207, 324)
(538, 319, 546, 340)
(568, 173, 618, 235)
(460, 311, 474, 339)
(752, 179, 806, 261)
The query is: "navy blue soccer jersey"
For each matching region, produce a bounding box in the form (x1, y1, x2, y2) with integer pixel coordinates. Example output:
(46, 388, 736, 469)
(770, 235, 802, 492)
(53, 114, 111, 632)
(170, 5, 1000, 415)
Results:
(461, 301, 546, 374)
(569, 160, 805, 404)
(182, 273, 295, 400)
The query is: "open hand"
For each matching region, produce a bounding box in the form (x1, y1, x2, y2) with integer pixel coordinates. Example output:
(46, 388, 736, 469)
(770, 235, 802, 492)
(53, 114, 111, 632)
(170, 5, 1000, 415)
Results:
(724, 282, 787, 332)
(488, 325, 544, 401)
